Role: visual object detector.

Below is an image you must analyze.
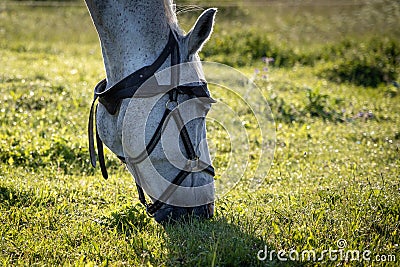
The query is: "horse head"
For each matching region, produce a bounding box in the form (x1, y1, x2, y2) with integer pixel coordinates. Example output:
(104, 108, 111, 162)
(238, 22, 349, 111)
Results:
(85, 0, 217, 223)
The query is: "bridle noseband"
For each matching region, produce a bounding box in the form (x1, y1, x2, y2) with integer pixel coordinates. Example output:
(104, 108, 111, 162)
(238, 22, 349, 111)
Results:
(88, 30, 215, 216)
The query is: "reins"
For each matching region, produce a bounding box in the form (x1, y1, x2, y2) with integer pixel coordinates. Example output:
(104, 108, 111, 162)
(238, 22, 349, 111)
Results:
(88, 29, 215, 216)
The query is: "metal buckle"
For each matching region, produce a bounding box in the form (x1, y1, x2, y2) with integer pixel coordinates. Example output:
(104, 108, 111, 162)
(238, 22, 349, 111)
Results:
(186, 156, 199, 172)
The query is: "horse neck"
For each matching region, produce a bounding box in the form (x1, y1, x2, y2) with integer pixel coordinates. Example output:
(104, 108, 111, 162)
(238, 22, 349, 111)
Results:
(86, 0, 173, 88)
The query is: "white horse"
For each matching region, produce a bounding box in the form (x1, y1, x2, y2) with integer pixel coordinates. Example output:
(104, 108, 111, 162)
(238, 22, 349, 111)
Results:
(85, 0, 217, 223)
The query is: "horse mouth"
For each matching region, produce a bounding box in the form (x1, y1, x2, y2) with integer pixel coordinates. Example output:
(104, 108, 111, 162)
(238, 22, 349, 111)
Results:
(153, 202, 214, 224)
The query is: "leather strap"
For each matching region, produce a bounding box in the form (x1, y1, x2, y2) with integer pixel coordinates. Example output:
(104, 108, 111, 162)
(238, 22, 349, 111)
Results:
(129, 109, 171, 166)
(88, 95, 98, 168)
(88, 95, 109, 179)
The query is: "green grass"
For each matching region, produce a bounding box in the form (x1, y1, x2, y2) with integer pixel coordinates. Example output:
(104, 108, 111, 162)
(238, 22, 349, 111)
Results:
(1, 1, 399, 266)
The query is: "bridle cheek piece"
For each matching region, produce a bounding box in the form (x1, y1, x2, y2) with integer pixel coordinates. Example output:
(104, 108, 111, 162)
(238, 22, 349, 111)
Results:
(88, 30, 215, 216)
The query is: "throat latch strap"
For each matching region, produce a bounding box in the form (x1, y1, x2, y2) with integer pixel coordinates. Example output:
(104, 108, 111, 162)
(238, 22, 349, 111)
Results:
(88, 94, 109, 179)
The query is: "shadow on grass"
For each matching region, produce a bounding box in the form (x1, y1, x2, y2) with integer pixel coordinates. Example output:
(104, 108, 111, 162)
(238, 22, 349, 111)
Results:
(104, 204, 301, 266)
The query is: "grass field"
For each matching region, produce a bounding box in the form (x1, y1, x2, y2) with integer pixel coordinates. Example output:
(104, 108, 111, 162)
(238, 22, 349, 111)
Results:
(0, 0, 399, 266)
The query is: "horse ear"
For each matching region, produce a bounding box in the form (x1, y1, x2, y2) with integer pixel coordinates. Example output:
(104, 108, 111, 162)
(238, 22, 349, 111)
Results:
(186, 8, 217, 55)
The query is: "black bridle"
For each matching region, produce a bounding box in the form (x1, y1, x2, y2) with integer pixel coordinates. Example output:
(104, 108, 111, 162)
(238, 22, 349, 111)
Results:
(88, 30, 215, 216)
